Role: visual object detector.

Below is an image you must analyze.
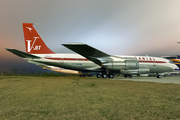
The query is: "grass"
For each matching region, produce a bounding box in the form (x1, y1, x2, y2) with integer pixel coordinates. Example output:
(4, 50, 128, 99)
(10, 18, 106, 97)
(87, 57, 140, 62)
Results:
(0, 76, 180, 120)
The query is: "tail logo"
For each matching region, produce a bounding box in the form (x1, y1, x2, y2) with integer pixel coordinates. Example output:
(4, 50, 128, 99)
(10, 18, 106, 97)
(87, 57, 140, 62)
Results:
(26, 27, 32, 32)
(26, 37, 41, 52)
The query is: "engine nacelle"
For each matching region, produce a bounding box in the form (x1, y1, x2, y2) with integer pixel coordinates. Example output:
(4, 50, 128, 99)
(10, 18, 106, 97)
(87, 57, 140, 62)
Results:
(103, 59, 139, 70)
(121, 67, 149, 75)
(125, 60, 139, 70)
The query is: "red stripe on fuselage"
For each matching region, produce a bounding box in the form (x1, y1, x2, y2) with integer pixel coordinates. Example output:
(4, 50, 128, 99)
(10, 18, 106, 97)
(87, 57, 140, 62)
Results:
(45, 58, 89, 61)
(44, 58, 166, 63)
(139, 60, 166, 63)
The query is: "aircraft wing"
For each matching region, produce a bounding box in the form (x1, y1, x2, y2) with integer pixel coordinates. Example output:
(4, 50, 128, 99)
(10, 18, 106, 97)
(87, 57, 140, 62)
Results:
(62, 43, 110, 66)
(5, 48, 40, 58)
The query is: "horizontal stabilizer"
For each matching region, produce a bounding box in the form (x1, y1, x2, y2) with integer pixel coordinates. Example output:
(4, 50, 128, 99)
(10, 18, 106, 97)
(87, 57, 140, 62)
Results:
(5, 48, 40, 58)
(62, 43, 110, 66)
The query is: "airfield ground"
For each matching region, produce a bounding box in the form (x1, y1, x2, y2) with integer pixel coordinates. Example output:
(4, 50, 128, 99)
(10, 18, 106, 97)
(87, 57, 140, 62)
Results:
(0, 76, 180, 120)
(113, 75, 180, 84)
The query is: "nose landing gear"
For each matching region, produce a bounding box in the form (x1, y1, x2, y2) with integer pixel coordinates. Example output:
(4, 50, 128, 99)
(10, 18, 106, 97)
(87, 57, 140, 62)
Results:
(157, 75, 161, 78)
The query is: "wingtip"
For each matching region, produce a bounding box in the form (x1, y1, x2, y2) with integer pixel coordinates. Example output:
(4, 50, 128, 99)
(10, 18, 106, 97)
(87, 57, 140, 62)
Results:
(5, 48, 12, 50)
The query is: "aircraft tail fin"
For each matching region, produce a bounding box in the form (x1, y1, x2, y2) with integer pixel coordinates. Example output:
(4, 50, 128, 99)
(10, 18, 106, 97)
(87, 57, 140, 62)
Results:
(22, 23, 55, 54)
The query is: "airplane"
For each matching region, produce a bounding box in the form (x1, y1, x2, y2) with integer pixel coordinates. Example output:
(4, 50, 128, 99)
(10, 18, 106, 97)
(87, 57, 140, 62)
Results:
(5, 23, 178, 78)
(161, 56, 180, 69)
(161, 55, 180, 75)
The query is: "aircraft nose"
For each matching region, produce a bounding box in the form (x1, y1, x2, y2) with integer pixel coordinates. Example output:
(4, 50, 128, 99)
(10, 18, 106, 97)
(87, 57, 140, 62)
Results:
(174, 65, 179, 70)
(175, 67, 179, 70)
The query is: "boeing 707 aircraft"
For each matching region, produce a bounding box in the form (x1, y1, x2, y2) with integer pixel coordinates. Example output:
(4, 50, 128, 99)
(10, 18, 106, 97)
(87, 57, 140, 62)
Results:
(6, 23, 178, 78)
(162, 56, 180, 69)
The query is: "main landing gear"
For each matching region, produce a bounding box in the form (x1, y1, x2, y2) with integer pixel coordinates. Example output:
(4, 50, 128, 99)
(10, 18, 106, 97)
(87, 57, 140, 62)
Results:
(156, 73, 162, 78)
(96, 74, 114, 78)
(124, 74, 133, 78)
(157, 75, 161, 78)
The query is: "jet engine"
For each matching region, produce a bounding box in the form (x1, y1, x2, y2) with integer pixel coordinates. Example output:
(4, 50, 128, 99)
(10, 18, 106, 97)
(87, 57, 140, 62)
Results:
(121, 67, 149, 75)
(102, 57, 139, 70)
(124, 60, 139, 70)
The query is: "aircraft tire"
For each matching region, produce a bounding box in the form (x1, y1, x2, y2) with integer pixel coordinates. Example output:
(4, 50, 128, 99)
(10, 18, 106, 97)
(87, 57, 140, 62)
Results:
(128, 75, 132, 78)
(102, 74, 107, 78)
(157, 75, 161, 78)
(124, 74, 128, 78)
(97, 74, 101, 78)
(108, 74, 114, 78)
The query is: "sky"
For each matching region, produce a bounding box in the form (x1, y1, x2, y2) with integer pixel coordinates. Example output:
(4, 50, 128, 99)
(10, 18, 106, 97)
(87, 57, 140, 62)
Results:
(0, 0, 180, 73)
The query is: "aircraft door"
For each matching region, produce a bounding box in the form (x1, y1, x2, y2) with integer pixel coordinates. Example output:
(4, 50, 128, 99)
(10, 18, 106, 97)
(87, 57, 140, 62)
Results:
(153, 58, 156, 66)
(60, 58, 64, 64)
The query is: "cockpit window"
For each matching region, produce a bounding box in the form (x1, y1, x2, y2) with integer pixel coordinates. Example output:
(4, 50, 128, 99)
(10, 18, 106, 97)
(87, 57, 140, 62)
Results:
(169, 60, 174, 64)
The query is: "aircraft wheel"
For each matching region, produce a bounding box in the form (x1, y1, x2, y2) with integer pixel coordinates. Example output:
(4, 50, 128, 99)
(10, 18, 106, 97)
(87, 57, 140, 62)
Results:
(108, 74, 114, 78)
(157, 75, 161, 78)
(102, 74, 107, 78)
(124, 74, 128, 78)
(128, 75, 132, 78)
(97, 74, 101, 78)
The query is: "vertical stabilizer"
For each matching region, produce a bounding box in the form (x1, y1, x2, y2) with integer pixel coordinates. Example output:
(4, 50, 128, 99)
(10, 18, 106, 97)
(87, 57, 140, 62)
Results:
(22, 23, 55, 54)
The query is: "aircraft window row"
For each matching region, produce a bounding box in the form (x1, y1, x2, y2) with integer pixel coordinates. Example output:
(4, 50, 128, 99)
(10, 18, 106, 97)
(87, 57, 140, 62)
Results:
(77, 59, 86, 61)
(134, 57, 155, 61)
